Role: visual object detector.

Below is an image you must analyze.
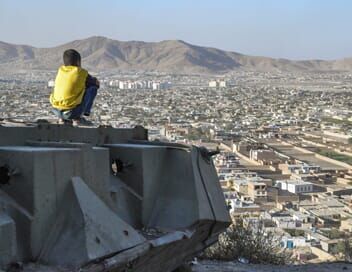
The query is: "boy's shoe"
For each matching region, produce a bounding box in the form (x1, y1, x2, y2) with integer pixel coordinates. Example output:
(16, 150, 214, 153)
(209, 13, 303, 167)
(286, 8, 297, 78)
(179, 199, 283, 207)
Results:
(57, 118, 72, 125)
(72, 117, 93, 127)
(83, 112, 90, 117)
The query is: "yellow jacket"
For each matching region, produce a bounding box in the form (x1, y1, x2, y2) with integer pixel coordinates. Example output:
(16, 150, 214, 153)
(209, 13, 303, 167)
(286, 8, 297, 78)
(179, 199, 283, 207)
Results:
(50, 66, 88, 110)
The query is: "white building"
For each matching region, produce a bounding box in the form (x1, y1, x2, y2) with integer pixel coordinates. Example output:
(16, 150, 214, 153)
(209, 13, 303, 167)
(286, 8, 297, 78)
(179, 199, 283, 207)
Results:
(147, 81, 153, 89)
(281, 236, 307, 249)
(119, 81, 128, 90)
(209, 80, 218, 88)
(280, 163, 320, 174)
(249, 149, 276, 161)
(277, 179, 313, 194)
(209, 80, 227, 88)
(114, 80, 170, 90)
(109, 80, 119, 87)
(152, 82, 160, 90)
(128, 82, 135, 89)
(48, 80, 55, 88)
(273, 216, 297, 229)
(219, 80, 227, 88)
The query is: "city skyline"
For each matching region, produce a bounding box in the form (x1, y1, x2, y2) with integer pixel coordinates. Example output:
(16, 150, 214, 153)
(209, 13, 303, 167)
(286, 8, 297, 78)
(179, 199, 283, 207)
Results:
(1, 0, 352, 60)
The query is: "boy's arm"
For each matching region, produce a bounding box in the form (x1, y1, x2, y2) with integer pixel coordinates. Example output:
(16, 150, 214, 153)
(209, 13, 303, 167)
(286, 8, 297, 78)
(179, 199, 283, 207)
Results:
(86, 74, 100, 88)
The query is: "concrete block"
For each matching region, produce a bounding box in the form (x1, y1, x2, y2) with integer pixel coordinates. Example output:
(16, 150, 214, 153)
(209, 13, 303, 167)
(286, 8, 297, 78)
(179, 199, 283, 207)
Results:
(191, 147, 231, 234)
(106, 144, 221, 230)
(0, 146, 114, 259)
(0, 146, 82, 259)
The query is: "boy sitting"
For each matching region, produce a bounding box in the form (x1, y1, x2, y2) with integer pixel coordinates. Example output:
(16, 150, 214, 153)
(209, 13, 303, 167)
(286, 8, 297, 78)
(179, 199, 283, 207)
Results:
(50, 49, 99, 126)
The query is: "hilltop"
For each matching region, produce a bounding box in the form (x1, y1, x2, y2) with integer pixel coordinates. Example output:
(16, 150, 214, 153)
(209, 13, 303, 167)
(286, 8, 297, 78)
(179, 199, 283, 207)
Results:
(1, 36, 352, 74)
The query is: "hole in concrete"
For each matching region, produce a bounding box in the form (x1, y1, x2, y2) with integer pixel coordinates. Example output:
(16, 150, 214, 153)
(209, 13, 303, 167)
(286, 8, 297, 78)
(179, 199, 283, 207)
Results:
(0, 165, 10, 186)
(110, 192, 117, 202)
(95, 237, 101, 244)
(9, 262, 23, 270)
(123, 230, 129, 236)
(111, 158, 124, 175)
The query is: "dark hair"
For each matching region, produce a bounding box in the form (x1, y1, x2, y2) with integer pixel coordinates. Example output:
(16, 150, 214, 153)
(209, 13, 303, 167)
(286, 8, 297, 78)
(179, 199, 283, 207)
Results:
(63, 49, 81, 66)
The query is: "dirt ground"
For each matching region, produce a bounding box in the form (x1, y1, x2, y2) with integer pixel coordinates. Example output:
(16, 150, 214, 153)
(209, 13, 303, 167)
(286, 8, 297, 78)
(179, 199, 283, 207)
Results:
(191, 260, 352, 272)
(9, 260, 352, 272)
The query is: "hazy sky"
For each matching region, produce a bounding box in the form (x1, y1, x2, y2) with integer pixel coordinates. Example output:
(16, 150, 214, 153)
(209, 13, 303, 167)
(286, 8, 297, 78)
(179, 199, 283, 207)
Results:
(1, 0, 352, 60)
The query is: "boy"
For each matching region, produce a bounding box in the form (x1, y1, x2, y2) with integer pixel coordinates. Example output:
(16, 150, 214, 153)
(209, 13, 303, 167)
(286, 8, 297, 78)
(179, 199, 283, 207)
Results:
(50, 49, 99, 126)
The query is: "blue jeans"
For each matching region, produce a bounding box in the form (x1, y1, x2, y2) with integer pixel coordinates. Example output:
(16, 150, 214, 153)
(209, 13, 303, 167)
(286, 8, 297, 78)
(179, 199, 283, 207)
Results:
(52, 86, 98, 120)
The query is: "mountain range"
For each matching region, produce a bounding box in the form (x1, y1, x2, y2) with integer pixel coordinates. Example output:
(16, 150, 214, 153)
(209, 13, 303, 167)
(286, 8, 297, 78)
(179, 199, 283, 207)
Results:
(1, 36, 352, 74)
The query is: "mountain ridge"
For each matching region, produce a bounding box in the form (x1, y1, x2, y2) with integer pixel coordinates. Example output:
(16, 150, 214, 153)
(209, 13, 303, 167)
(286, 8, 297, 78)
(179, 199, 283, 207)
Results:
(1, 36, 352, 74)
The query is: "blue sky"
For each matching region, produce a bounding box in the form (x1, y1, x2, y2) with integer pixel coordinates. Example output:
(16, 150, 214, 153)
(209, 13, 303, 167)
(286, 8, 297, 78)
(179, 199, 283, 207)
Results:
(1, 0, 352, 60)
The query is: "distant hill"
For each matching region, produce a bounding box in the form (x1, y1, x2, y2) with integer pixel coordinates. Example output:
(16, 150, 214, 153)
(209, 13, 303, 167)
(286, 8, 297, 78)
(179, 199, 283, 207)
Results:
(1, 36, 352, 74)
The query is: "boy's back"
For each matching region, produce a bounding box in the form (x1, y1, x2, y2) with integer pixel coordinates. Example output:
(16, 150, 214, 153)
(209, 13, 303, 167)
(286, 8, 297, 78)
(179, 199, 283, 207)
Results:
(50, 49, 99, 125)
(50, 65, 88, 110)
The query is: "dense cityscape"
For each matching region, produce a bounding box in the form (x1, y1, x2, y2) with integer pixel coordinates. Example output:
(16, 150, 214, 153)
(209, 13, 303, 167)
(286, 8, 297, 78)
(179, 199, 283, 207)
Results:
(1, 70, 352, 264)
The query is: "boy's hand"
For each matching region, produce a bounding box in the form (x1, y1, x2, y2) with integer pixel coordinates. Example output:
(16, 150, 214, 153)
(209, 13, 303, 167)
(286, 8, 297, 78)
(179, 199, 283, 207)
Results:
(96, 79, 100, 87)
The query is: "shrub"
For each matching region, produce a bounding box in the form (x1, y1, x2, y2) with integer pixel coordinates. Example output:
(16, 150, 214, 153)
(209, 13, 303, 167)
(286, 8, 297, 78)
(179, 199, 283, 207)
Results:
(202, 218, 290, 265)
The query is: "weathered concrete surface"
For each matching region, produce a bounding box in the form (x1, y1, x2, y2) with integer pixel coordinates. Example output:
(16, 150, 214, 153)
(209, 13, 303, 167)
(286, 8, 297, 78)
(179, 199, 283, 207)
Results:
(0, 213, 16, 265)
(0, 122, 147, 146)
(0, 123, 231, 271)
(106, 144, 230, 231)
(191, 260, 352, 272)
